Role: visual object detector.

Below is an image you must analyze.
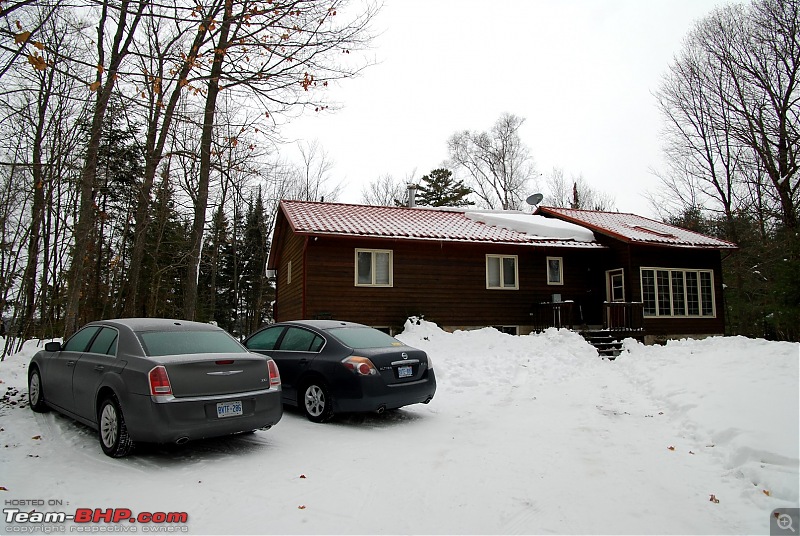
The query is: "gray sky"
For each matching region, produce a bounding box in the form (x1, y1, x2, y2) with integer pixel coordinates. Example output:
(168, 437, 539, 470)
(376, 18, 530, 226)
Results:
(282, 0, 734, 217)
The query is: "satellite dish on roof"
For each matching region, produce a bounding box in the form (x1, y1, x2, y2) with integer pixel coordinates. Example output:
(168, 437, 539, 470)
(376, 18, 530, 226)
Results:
(526, 193, 544, 206)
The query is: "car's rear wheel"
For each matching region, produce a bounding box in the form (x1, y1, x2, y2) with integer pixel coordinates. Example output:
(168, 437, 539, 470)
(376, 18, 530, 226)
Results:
(98, 395, 135, 457)
(301, 381, 333, 423)
(28, 367, 49, 413)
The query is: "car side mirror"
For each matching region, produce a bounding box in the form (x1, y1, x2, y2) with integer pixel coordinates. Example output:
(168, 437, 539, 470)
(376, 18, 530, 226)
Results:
(44, 341, 62, 352)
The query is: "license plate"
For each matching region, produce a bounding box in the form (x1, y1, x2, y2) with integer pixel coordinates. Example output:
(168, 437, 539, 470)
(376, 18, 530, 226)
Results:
(216, 401, 242, 418)
(398, 366, 413, 378)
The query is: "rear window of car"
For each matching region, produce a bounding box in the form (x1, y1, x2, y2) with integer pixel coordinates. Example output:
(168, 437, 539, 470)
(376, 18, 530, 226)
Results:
(138, 330, 247, 357)
(326, 327, 403, 349)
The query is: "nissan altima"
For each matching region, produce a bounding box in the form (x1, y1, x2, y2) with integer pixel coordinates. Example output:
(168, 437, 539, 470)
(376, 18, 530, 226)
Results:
(28, 318, 283, 457)
(243, 320, 436, 422)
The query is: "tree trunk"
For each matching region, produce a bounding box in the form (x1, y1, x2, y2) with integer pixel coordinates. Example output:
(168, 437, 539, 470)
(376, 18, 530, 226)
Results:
(184, 0, 232, 320)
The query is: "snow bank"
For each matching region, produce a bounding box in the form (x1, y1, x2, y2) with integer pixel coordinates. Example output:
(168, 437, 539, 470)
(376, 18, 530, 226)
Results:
(1, 325, 797, 534)
(617, 336, 800, 504)
(397, 317, 600, 390)
(465, 211, 596, 241)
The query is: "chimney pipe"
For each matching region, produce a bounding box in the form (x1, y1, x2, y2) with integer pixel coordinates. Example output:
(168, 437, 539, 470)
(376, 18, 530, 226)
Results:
(406, 183, 417, 208)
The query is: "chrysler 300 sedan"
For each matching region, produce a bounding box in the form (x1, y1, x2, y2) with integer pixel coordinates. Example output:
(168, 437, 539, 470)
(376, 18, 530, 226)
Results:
(244, 320, 436, 422)
(28, 318, 283, 457)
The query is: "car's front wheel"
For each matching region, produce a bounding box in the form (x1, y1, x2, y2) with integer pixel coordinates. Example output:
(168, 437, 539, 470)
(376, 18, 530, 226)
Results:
(28, 367, 49, 413)
(98, 395, 135, 457)
(301, 381, 333, 423)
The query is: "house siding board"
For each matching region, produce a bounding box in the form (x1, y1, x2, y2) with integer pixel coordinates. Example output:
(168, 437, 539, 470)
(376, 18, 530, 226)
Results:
(300, 236, 599, 329)
(274, 227, 305, 322)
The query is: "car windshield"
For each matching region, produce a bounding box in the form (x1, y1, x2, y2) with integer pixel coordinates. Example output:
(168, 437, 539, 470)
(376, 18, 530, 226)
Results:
(138, 330, 247, 357)
(326, 327, 403, 349)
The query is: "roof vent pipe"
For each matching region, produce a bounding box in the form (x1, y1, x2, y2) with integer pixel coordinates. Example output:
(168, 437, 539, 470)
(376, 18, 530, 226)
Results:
(406, 183, 418, 208)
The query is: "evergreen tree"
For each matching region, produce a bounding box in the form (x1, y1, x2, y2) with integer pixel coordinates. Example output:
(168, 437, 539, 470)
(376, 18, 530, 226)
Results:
(140, 174, 191, 319)
(239, 190, 272, 335)
(416, 168, 473, 207)
(83, 108, 144, 321)
(214, 204, 244, 335)
(198, 204, 232, 327)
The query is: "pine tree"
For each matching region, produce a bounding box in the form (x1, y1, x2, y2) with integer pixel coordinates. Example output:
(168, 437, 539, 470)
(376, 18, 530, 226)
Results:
(140, 173, 191, 319)
(239, 190, 272, 335)
(416, 168, 473, 207)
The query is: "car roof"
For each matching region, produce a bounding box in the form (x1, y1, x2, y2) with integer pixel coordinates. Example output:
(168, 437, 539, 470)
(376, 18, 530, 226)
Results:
(277, 319, 368, 330)
(89, 318, 224, 332)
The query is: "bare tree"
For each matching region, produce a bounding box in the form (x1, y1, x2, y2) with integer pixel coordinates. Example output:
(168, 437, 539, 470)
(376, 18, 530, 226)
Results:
(654, 0, 800, 232)
(544, 167, 616, 211)
(292, 139, 342, 202)
(447, 113, 536, 210)
(63, 0, 149, 337)
(361, 173, 405, 206)
(182, 0, 379, 320)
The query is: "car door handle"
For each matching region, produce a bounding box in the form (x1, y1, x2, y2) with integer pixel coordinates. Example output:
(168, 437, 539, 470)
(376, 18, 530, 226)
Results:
(94, 365, 105, 372)
(67, 361, 75, 367)
(298, 358, 309, 365)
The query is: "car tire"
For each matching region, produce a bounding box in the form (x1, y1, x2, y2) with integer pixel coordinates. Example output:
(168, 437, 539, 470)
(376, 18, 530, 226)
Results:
(98, 394, 135, 458)
(28, 367, 49, 413)
(301, 381, 333, 423)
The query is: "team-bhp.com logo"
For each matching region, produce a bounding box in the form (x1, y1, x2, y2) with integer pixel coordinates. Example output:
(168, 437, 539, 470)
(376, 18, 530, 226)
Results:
(4, 507, 189, 533)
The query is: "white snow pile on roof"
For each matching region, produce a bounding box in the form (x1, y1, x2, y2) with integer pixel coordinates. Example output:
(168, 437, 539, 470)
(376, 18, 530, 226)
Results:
(465, 210, 596, 242)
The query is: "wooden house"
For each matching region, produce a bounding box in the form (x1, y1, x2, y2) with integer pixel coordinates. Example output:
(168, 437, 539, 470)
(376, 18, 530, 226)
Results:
(267, 200, 737, 345)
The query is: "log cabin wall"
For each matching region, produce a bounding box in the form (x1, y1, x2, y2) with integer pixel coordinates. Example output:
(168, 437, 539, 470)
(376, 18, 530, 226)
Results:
(272, 227, 305, 321)
(298, 234, 607, 332)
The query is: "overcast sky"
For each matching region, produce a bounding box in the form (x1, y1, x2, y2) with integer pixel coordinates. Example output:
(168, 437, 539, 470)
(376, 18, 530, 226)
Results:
(282, 0, 735, 217)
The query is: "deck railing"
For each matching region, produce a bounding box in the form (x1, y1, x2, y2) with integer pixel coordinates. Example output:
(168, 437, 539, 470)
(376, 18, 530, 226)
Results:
(603, 302, 644, 331)
(530, 301, 575, 331)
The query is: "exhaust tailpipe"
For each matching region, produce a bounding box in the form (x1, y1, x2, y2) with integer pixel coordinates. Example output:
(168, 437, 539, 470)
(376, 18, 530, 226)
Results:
(175, 436, 189, 445)
(376, 405, 386, 414)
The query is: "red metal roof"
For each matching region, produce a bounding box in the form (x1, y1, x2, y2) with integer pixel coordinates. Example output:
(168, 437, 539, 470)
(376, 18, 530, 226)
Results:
(279, 200, 603, 248)
(536, 206, 738, 249)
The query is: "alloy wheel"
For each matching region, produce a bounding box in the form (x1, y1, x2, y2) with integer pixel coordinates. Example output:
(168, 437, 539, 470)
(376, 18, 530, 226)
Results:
(100, 403, 119, 449)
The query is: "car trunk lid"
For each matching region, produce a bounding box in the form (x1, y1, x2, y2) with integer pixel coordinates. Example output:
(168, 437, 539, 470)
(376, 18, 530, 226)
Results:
(355, 347, 430, 385)
(157, 353, 271, 397)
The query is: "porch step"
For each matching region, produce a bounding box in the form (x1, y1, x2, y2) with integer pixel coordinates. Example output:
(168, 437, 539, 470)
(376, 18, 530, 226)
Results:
(582, 330, 624, 359)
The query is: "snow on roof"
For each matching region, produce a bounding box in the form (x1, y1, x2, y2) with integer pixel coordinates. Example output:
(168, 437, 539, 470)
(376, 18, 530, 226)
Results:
(536, 206, 738, 249)
(464, 211, 596, 242)
(279, 200, 602, 248)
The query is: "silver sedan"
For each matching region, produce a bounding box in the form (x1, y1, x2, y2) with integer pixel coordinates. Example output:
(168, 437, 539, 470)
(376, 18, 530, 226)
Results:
(28, 318, 283, 457)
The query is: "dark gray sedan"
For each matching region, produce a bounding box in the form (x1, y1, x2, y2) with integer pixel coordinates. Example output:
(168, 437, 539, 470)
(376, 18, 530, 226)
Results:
(244, 320, 436, 422)
(28, 318, 283, 457)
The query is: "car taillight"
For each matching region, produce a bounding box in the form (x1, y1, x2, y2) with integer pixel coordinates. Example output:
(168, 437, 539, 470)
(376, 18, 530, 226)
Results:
(342, 356, 378, 376)
(148, 365, 172, 396)
(426, 356, 433, 370)
(268, 359, 281, 387)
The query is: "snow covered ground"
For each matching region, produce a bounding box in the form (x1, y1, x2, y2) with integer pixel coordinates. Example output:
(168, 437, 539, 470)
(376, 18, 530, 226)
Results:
(0, 321, 797, 535)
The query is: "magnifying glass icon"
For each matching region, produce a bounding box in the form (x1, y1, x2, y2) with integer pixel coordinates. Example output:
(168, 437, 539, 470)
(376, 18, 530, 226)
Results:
(778, 514, 796, 533)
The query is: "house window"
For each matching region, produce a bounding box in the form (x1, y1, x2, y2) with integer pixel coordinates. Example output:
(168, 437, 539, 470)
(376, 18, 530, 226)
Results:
(486, 255, 518, 290)
(640, 267, 715, 317)
(492, 325, 519, 335)
(547, 257, 563, 285)
(355, 249, 393, 287)
(607, 269, 625, 302)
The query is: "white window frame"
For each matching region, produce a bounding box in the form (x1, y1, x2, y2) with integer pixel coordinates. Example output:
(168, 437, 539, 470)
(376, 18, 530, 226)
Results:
(546, 256, 564, 286)
(639, 267, 716, 318)
(486, 254, 519, 290)
(606, 268, 625, 302)
(355, 249, 394, 287)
